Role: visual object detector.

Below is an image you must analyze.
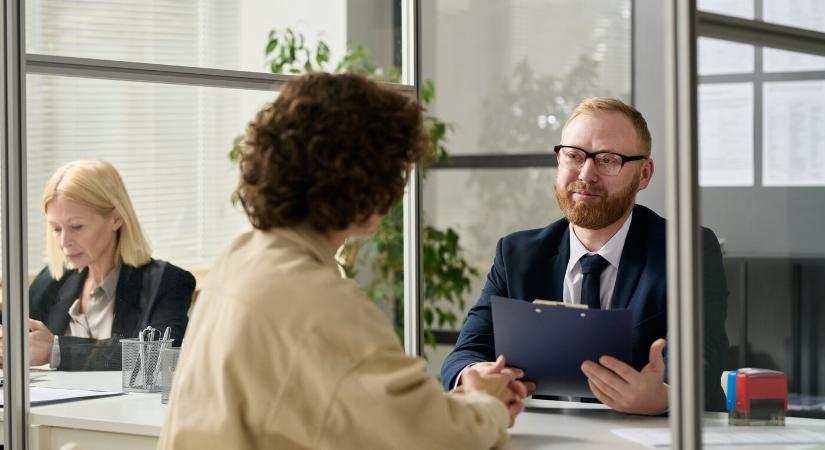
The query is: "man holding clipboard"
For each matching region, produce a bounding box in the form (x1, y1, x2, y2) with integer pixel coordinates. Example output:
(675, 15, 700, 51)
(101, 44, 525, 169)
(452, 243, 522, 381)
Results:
(441, 97, 729, 415)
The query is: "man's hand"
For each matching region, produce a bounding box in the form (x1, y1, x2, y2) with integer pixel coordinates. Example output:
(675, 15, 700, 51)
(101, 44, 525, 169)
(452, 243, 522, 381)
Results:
(29, 319, 55, 366)
(460, 355, 528, 426)
(581, 338, 669, 415)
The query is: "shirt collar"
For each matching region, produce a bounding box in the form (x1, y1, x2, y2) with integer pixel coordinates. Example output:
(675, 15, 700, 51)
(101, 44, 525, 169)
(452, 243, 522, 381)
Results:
(90, 263, 121, 301)
(568, 212, 633, 269)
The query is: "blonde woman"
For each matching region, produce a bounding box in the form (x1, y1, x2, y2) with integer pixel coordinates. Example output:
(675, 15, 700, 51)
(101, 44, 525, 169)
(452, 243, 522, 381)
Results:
(21, 160, 195, 371)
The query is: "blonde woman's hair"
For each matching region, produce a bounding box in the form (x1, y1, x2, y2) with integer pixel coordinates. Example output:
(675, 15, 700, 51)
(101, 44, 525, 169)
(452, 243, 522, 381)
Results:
(42, 160, 152, 279)
(564, 97, 652, 156)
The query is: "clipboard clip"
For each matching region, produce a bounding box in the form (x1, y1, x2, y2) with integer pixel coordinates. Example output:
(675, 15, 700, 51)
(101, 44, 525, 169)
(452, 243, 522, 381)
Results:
(533, 299, 589, 317)
(532, 299, 589, 309)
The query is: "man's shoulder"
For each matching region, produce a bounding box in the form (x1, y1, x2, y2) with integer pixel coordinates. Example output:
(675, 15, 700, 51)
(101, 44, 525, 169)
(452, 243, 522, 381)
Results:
(630, 204, 719, 241)
(632, 204, 666, 227)
(502, 217, 568, 244)
(497, 217, 570, 261)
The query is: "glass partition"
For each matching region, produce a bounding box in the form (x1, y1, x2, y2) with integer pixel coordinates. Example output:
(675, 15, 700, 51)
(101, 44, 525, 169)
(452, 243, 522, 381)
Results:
(5, 2, 417, 448)
(697, 1, 825, 445)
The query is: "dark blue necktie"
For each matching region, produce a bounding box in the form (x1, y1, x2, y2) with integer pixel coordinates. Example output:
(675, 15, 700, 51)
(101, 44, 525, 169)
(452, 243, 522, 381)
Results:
(579, 254, 610, 309)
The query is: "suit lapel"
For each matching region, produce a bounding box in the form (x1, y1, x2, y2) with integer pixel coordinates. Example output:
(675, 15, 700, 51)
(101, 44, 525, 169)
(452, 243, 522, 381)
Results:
(112, 264, 142, 338)
(611, 208, 647, 309)
(548, 227, 570, 301)
(46, 270, 86, 334)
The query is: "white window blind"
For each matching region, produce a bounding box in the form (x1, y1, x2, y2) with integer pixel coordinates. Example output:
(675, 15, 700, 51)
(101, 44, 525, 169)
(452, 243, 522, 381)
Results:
(26, 75, 269, 275)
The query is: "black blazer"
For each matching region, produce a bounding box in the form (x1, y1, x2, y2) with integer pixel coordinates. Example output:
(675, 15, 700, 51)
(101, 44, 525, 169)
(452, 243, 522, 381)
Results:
(440, 204, 730, 411)
(29, 259, 195, 371)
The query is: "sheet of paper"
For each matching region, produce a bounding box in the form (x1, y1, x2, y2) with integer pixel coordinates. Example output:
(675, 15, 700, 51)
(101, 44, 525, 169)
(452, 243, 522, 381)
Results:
(612, 427, 825, 448)
(0, 386, 124, 407)
(0, 372, 48, 386)
(763, 80, 825, 186)
(698, 82, 754, 186)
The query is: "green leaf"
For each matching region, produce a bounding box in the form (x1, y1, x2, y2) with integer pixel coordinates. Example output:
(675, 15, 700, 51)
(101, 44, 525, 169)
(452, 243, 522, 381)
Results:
(316, 41, 330, 67)
(265, 37, 278, 56)
(421, 79, 435, 103)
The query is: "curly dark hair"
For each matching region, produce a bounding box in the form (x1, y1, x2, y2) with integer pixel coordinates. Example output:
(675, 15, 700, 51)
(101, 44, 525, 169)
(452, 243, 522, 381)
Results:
(236, 72, 429, 232)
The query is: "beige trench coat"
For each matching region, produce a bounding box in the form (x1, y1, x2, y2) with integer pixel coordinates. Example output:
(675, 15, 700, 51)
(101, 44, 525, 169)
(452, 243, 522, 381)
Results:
(158, 225, 509, 450)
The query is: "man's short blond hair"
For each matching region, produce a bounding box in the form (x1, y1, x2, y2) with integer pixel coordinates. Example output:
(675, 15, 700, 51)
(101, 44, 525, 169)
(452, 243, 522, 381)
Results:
(42, 160, 152, 279)
(564, 97, 652, 156)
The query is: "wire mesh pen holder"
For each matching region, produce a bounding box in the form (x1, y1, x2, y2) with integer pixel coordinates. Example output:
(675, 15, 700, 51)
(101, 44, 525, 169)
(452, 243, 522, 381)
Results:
(120, 338, 173, 393)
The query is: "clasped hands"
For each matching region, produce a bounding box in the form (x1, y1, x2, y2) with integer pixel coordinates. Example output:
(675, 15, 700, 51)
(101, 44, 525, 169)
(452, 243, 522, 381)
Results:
(0, 319, 56, 368)
(454, 355, 535, 426)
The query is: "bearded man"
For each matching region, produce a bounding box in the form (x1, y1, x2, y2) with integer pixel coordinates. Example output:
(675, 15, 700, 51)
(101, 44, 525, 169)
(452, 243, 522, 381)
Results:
(440, 97, 729, 414)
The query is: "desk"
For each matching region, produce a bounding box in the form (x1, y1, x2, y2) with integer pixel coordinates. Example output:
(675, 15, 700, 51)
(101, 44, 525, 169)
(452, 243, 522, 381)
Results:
(2, 374, 825, 449)
(1, 371, 165, 450)
(507, 399, 825, 449)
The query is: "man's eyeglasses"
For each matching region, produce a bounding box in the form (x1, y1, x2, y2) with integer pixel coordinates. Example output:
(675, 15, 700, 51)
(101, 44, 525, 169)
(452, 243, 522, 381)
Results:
(553, 145, 647, 177)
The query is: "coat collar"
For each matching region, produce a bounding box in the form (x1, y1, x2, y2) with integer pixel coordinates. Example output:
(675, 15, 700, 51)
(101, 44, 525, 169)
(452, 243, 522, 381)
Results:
(47, 264, 143, 335)
(548, 227, 570, 302)
(611, 205, 648, 309)
(268, 224, 340, 272)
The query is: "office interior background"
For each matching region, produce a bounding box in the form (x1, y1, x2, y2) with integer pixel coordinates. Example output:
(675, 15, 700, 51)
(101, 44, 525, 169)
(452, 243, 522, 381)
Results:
(2, 0, 825, 447)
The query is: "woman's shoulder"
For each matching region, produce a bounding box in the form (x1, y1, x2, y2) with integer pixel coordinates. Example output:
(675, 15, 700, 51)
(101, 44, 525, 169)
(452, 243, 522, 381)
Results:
(129, 258, 196, 287)
(29, 266, 81, 307)
(149, 259, 192, 276)
(30, 265, 79, 289)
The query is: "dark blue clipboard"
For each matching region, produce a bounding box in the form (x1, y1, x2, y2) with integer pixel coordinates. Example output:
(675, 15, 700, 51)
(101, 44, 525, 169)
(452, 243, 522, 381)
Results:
(491, 295, 633, 398)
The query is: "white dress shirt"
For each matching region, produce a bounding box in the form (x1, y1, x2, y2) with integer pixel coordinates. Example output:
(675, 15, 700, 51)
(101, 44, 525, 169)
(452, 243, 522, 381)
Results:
(563, 213, 633, 309)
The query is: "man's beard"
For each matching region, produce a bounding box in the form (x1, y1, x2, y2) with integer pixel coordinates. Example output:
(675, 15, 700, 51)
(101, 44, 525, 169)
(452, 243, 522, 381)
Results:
(555, 176, 640, 230)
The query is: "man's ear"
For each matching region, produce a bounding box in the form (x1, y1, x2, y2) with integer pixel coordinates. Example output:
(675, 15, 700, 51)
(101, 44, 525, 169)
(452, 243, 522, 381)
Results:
(638, 158, 654, 191)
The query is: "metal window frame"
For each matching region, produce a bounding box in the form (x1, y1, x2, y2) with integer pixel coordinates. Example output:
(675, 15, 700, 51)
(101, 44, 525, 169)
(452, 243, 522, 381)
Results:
(402, 0, 423, 357)
(698, 11, 825, 57)
(26, 53, 417, 94)
(3, 0, 31, 447)
(665, 1, 703, 448)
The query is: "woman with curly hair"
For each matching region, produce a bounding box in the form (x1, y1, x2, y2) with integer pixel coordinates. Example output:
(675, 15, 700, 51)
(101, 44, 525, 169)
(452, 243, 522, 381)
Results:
(159, 73, 527, 450)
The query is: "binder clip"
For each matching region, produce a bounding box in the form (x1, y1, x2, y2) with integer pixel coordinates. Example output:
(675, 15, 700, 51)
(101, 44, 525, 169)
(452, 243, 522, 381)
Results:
(722, 368, 787, 426)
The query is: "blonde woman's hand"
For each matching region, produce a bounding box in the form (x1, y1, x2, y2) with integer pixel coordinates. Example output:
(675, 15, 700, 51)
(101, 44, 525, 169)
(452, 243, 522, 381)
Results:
(29, 319, 55, 366)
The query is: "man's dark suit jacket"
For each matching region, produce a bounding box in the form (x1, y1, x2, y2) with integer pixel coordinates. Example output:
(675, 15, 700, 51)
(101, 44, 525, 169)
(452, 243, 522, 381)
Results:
(29, 259, 195, 371)
(440, 204, 730, 411)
